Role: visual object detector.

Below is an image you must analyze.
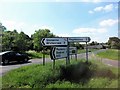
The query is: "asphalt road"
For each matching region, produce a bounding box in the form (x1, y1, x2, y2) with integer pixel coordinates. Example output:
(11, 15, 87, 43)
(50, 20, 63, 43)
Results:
(0, 49, 117, 76)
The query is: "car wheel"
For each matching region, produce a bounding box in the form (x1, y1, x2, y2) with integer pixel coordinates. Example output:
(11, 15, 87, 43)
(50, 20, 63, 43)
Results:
(24, 58, 28, 62)
(3, 59, 9, 65)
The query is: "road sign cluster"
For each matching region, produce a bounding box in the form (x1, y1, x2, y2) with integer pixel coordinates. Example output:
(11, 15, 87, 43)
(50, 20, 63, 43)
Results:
(41, 37, 91, 68)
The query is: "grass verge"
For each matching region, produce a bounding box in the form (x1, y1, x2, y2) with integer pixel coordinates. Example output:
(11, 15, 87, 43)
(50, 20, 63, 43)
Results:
(26, 50, 50, 59)
(2, 58, 119, 88)
(96, 49, 119, 60)
(77, 49, 99, 54)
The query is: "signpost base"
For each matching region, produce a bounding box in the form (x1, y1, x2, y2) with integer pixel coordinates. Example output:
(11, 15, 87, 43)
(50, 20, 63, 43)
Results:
(43, 48, 45, 66)
(53, 59, 55, 70)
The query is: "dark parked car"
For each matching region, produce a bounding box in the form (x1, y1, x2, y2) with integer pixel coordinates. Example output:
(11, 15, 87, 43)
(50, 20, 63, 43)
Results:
(0, 51, 29, 65)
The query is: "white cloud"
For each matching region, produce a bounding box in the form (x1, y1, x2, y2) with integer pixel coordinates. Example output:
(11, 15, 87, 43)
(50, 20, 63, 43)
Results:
(88, 10, 94, 14)
(99, 19, 118, 27)
(94, 6, 103, 12)
(72, 27, 107, 34)
(103, 4, 113, 12)
(89, 4, 116, 14)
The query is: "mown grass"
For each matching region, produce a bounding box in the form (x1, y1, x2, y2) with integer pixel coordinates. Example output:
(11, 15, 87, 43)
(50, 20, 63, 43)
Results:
(97, 49, 119, 60)
(0, 77, 2, 89)
(2, 58, 119, 88)
(77, 49, 99, 54)
(26, 50, 50, 59)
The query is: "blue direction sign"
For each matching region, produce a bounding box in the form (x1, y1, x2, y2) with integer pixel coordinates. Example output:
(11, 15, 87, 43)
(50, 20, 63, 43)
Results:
(41, 38, 68, 46)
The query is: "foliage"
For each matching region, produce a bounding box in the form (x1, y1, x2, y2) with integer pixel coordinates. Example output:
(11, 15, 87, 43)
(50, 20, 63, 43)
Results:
(59, 62, 92, 83)
(31, 29, 56, 51)
(70, 42, 84, 49)
(26, 50, 50, 59)
(0, 22, 6, 31)
(1, 23, 56, 52)
(2, 30, 32, 52)
(89, 41, 99, 46)
(108, 37, 120, 49)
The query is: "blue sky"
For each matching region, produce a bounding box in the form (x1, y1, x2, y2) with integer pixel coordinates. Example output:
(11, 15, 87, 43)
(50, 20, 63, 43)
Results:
(0, 0, 119, 43)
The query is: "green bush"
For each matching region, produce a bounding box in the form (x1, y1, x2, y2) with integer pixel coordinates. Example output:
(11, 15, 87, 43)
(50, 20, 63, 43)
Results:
(59, 62, 92, 83)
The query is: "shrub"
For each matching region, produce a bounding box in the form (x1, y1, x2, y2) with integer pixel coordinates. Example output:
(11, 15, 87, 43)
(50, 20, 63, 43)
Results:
(59, 62, 92, 83)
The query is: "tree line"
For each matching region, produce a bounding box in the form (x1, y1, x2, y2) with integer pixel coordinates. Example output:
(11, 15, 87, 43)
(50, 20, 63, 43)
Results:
(0, 23, 120, 52)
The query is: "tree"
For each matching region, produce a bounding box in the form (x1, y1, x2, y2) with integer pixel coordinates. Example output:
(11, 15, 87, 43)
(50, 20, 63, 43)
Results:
(108, 37, 120, 49)
(2, 31, 12, 51)
(89, 41, 99, 46)
(0, 22, 6, 32)
(32, 29, 56, 51)
(2, 30, 32, 52)
(12, 31, 32, 52)
(0, 23, 7, 51)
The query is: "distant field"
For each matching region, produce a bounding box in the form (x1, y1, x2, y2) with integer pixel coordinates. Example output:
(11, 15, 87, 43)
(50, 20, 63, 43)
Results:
(2, 58, 119, 88)
(97, 49, 119, 60)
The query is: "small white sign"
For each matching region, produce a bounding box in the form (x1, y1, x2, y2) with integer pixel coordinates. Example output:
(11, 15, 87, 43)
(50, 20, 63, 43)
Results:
(68, 37, 90, 42)
(69, 47, 77, 55)
(41, 38, 68, 46)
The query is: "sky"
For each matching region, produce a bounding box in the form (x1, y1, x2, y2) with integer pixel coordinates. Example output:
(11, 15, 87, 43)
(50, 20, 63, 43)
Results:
(0, 0, 119, 43)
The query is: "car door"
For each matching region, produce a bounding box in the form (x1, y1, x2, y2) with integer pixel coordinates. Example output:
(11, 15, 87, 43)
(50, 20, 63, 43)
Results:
(15, 52, 22, 61)
(8, 52, 16, 61)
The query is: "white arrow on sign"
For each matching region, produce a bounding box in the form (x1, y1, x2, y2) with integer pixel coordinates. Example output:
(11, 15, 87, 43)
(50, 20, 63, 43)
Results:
(68, 37, 90, 42)
(50, 47, 77, 60)
(50, 47, 67, 60)
(41, 38, 68, 46)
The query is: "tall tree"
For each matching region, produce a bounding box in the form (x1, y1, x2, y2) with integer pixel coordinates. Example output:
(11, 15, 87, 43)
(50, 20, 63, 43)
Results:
(0, 23, 7, 51)
(108, 37, 120, 49)
(32, 29, 55, 51)
(0, 22, 6, 32)
(2, 30, 32, 52)
(13, 31, 32, 52)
